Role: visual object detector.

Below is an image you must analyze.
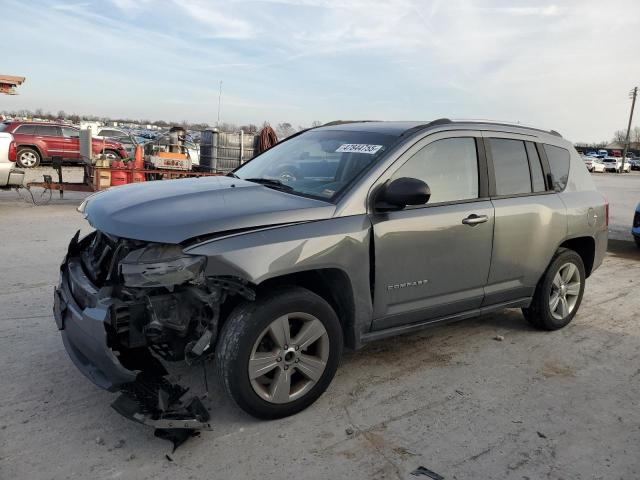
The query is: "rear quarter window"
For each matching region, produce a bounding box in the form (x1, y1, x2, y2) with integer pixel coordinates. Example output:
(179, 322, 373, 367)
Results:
(543, 144, 570, 192)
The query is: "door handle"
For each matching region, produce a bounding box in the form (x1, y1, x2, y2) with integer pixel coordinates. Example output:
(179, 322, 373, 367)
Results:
(462, 214, 488, 226)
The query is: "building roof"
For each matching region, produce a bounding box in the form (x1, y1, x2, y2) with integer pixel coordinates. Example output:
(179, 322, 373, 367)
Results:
(0, 75, 26, 86)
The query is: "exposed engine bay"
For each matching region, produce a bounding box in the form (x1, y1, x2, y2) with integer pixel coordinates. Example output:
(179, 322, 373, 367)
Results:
(59, 230, 254, 449)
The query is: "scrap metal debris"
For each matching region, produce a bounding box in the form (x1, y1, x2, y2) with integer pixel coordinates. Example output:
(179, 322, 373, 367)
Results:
(410, 466, 445, 480)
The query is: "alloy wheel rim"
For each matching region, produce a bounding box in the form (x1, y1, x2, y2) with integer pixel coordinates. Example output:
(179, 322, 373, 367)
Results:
(20, 151, 37, 167)
(549, 262, 581, 320)
(248, 312, 329, 404)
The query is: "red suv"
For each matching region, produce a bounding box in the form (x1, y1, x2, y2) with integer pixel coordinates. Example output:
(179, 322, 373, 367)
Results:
(0, 121, 128, 168)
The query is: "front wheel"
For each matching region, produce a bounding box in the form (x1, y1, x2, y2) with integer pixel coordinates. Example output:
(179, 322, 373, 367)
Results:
(522, 248, 585, 330)
(216, 287, 343, 419)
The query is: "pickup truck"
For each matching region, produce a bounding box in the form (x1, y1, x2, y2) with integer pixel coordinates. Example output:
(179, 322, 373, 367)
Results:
(0, 132, 24, 188)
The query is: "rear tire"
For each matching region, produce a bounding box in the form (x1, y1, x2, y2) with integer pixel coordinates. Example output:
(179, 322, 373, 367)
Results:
(522, 248, 585, 330)
(216, 286, 343, 419)
(16, 147, 41, 168)
(103, 149, 121, 160)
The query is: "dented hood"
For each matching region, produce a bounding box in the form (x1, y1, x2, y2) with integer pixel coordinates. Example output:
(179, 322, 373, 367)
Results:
(83, 176, 335, 243)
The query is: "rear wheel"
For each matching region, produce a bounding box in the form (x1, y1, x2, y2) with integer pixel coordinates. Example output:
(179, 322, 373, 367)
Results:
(522, 248, 585, 330)
(216, 287, 343, 419)
(102, 149, 121, 160)
(16, 147, 41, 168)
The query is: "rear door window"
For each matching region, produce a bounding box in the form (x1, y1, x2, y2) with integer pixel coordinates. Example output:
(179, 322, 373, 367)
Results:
(15, 124, 36, 134)
(62, 127, 79, 138)
(391, 137, 479, 204)
(36, 125, 62, 137)
(489, 138, 531, 196)
(543, 145, 570, 191)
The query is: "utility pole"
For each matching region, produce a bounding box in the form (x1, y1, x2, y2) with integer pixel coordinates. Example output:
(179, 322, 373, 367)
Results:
(217, 80, 223, 127)
(622, 86, 638, 170)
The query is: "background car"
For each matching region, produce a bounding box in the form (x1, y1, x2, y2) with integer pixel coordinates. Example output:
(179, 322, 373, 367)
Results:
(0, 121, 128, 168)
(582, 156, 594, 172)
(602, 156, 631, 173)
(95, 127, 141, 158)
(629, 159, 640, 171)
(591, 158, 607, 173)
(633, 203, 640, 248)
(0, 131, 24, 188)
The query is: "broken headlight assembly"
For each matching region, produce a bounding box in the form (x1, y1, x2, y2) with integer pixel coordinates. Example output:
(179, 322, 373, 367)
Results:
(119, 244, 206, 288)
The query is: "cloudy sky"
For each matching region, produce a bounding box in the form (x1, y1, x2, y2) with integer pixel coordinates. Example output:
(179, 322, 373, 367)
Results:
(1, 0, 639, 142)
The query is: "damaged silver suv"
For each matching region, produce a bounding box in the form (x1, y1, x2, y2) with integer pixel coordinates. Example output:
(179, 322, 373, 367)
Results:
(54, 120, 607, 440)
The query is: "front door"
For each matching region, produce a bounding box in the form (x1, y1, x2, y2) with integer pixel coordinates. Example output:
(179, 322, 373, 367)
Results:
(370, 133, 494, 330)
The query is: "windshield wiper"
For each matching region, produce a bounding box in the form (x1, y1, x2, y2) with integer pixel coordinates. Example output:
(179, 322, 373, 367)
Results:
(226, 172, 239, 178)
(244, 178, 294, 192)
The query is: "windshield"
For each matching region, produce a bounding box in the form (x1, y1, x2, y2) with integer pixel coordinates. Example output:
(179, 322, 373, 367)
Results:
(234, 129, 396, 201)
(0, 123, 7, 132)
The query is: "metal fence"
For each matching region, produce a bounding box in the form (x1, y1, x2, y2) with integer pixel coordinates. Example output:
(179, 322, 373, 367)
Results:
(200, 130, 257, 172)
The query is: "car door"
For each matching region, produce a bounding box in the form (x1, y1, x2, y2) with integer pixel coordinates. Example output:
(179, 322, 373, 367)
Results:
(482, 134, 566, 305)
(35, 125, 64, 160)
(61, 126, 81, 160)
(370, 131, 494, 330)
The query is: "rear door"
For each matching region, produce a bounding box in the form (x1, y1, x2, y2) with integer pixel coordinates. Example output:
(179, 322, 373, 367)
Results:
(483, 134, 566, 305)
(35, 125, 64, 160)
(370, 131, 494, 330)
(61, 126, 81, 160)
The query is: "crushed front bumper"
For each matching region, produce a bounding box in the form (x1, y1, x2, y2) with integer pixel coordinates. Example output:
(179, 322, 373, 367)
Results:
(53, 232, 211, 447)
(54, 258, 137, 391)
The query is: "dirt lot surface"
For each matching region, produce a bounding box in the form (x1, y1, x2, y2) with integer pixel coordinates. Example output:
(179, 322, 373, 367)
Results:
(1, 181, 639, 480)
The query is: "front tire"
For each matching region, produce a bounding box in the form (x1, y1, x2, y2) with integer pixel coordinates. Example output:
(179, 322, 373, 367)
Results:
(216, 286, 343, 419)
(17, 147, 41, 168)
(522, 248, 585, 330)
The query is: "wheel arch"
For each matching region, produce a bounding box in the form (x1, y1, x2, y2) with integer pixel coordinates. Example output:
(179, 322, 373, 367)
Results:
(254, 268, 358, 349)
(558, 236, 596, 277)
(17, 144, 44, 158)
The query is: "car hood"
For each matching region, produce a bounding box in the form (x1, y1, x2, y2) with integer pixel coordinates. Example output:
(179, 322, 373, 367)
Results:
(83, 176, 336, 243)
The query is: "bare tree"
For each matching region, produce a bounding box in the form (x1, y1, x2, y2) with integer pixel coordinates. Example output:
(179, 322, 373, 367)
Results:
(276, 122, 296, 138)
(311, 120, 322, 128)
(612, 130, 627, 144)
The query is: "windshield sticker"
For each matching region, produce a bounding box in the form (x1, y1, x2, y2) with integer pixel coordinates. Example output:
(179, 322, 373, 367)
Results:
(335, 144, 383, 155)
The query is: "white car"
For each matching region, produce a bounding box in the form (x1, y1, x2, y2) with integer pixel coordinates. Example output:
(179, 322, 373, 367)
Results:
(0, 132, 24, 188)
(591, 157, 627, 173)
(582, 156, 594, 172)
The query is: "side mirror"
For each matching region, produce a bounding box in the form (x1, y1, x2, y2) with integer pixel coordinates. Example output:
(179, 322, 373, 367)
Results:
(379, 177, 431, 209)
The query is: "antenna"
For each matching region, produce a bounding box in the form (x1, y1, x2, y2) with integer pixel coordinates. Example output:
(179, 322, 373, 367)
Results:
(217, 80, 223, 127)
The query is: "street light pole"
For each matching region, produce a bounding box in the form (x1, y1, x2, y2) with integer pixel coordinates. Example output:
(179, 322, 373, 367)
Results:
(622, 86, 638, 170)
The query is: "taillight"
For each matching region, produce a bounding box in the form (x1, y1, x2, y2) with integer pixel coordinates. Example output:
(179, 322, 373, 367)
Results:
(604, 195, 609, 226)
(8, 141, 17, 162)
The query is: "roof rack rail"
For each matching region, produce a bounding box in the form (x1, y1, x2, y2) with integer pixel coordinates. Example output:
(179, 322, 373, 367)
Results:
(427, 118, 452, 127)
(549, 129, 563, 138)
(322, 120, 377, 126)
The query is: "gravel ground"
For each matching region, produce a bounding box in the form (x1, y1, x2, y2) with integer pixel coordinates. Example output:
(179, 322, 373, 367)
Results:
(0, 171, 639, 479)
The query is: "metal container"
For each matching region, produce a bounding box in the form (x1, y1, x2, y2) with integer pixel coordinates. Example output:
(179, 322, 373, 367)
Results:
(199, 129, 218, 172)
